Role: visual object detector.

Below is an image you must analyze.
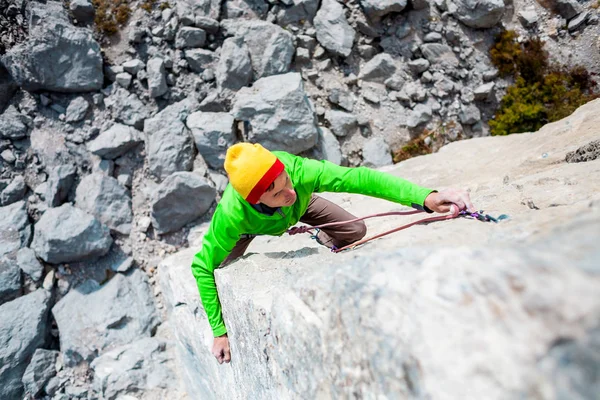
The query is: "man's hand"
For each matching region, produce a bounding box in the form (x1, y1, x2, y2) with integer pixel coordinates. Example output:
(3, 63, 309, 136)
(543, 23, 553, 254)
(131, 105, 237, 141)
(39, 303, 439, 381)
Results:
(212, 334, 231, 364)
(424, 188, 475, 215)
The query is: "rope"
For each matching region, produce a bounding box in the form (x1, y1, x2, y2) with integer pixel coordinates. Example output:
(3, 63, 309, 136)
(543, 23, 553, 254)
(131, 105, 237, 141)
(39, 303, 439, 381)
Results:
(287, 208, 506, 253)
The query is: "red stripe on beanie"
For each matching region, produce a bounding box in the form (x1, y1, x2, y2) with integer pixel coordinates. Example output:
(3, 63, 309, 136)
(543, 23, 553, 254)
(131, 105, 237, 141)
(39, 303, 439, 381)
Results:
(245, 159, 285, 204)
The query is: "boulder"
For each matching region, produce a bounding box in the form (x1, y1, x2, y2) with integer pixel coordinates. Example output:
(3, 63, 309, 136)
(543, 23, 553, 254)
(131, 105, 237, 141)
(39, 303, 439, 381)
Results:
(451, 0, 505, 29)
(1, 175, 27, 206)
(0, 290, 51, 400)
(65, 96, 89, 123)
(474, 82, 495, 101)
(359, 53, 397, 83)
(175, 0, 220, 22)
(0, 201, 31, 257)
(317, 127, 342, 165)
(91, 338, 177, 400)
(175, 27, 207, 49)
(277, 0, 320, 25)
(31, 204, 112, 264)
(144, 99, 197, 180)
(216, 36, 253, 91)
(406, 103, 433, 127)
(0, 105, 31, 139)
(16, 247, 44, 282)
(52, 268, 160, 366)
(359, 0, 407, 21)
(220, 20, 294, 79)
(459, 103, 481, 125)
(362, 136, 392, 167)
(1, 18, 103, 92)
(69, 0, 95, 23)
(87, 124, 143, 160)
(122, 59, 145, 76)
(147, 58, 168, 98)
(21, 349, 59, 398)
(45, 164, 77, 207)
(325, 109, 358, 137)
(104, 88, 152, 130)
(187, 111, 236, 169)
(420, 44, 459, 68)
(75, 173, 133, 235)
(314, 0, 355, 57)
(408, 58, 430, 75)
(0, 64, 18, 113)
(185, 49, 216, 73)
(328, 88, 356, 112)
(222, 0, 269, 19)
(232, 72, 318, 154)
(151, 172, 216, 234)
(0, 254, 22, 305)
(540, 0, 582, 20)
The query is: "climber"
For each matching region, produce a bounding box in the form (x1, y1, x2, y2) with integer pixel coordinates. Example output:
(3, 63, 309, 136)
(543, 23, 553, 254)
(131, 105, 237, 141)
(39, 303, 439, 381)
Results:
(191, 143, 475, 364)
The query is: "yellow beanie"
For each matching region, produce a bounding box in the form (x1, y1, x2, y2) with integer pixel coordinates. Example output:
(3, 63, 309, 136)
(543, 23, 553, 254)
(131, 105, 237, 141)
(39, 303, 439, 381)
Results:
(224, 143, 284, 204)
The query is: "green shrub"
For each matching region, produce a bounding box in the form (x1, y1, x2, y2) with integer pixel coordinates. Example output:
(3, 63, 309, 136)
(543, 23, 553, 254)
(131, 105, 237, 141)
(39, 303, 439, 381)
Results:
(489, 30, 598, 136)
(92, 0, 131, 36)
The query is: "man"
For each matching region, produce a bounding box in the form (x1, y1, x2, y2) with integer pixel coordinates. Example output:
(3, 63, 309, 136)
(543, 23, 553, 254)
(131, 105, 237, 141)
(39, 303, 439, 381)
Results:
(191, 143, 475, 364)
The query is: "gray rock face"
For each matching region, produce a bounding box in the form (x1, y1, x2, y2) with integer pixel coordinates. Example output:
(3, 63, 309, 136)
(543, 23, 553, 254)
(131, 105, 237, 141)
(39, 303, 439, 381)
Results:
(317, 127, 342, 165)
(52, 269, 160, 367)
(147, 58, 168, 98)
(0, 290, 51, 400)
(362, 136, 392, 167)
(17, 247, 44, 282)
(65, 96, 90, 122)
(75, 174, 133, 235)
(69, 0, 95, 23)
(1, 175, 27, 206)
(420, 44, 459, 68)
(277, 0, 320, 25)
(31, 204, 112, 264)
(21, 349, 59, 398)
(359, 0, 407, 21)
(314, 0, 355, 57)
(541, 0, 582, 20)
(105, 88, 152, 130)
(325, 109, 358, 137)
(220, 20, 294, 79)
(87, 124, 143, 160)
(45, 164, 77, 207)
(0, 254, 22, 305)
(2, 19, 103, 92)
(216, 36, 253, 91)
(187, 112, 235, 169)
(91, 338, 176, 400)
(144, 99, 196, 180)
(0, 201, 31, 257)
(232, 72, 318, 154)
(359, 53, 397, 83)
(0, 105, 31, 139)
(451, 0, 505, 29)
(175, 27, 207, 49)
(406, 103, 433, 127)
(151, 172, 216, 234)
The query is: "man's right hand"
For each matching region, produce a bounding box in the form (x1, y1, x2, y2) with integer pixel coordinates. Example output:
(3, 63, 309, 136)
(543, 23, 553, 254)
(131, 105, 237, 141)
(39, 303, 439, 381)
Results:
(212, 333, 231, 364)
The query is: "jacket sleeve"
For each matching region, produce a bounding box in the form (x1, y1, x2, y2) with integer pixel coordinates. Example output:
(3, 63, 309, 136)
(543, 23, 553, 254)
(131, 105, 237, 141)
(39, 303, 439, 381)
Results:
(295, 155, 435, 210)
(190, 204, 241, 337)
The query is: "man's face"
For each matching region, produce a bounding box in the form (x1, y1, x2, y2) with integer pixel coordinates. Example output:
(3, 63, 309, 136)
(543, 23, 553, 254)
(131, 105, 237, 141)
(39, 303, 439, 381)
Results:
(258, 171, 296, 208)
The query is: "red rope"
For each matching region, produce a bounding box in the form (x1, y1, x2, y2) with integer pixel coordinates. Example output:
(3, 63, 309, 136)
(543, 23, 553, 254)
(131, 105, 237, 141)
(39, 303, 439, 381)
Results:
(287, 208, 460, 253)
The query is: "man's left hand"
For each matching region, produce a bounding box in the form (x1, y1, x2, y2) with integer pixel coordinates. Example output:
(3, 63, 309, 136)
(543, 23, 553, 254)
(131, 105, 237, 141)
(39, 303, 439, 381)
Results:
(424, 189, 475, 215)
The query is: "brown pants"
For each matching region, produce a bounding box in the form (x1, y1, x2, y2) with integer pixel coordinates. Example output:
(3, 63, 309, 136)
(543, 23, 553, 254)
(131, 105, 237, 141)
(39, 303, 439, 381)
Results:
(222, 195, 367, 265)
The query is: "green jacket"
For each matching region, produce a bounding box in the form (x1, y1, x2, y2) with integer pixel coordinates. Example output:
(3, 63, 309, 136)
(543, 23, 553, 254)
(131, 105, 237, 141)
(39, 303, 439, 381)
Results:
(191, 151, 434, 337)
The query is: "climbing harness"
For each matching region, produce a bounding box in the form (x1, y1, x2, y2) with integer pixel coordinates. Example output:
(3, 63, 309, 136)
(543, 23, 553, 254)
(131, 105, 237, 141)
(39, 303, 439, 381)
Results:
(287, 209, 508, 253)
